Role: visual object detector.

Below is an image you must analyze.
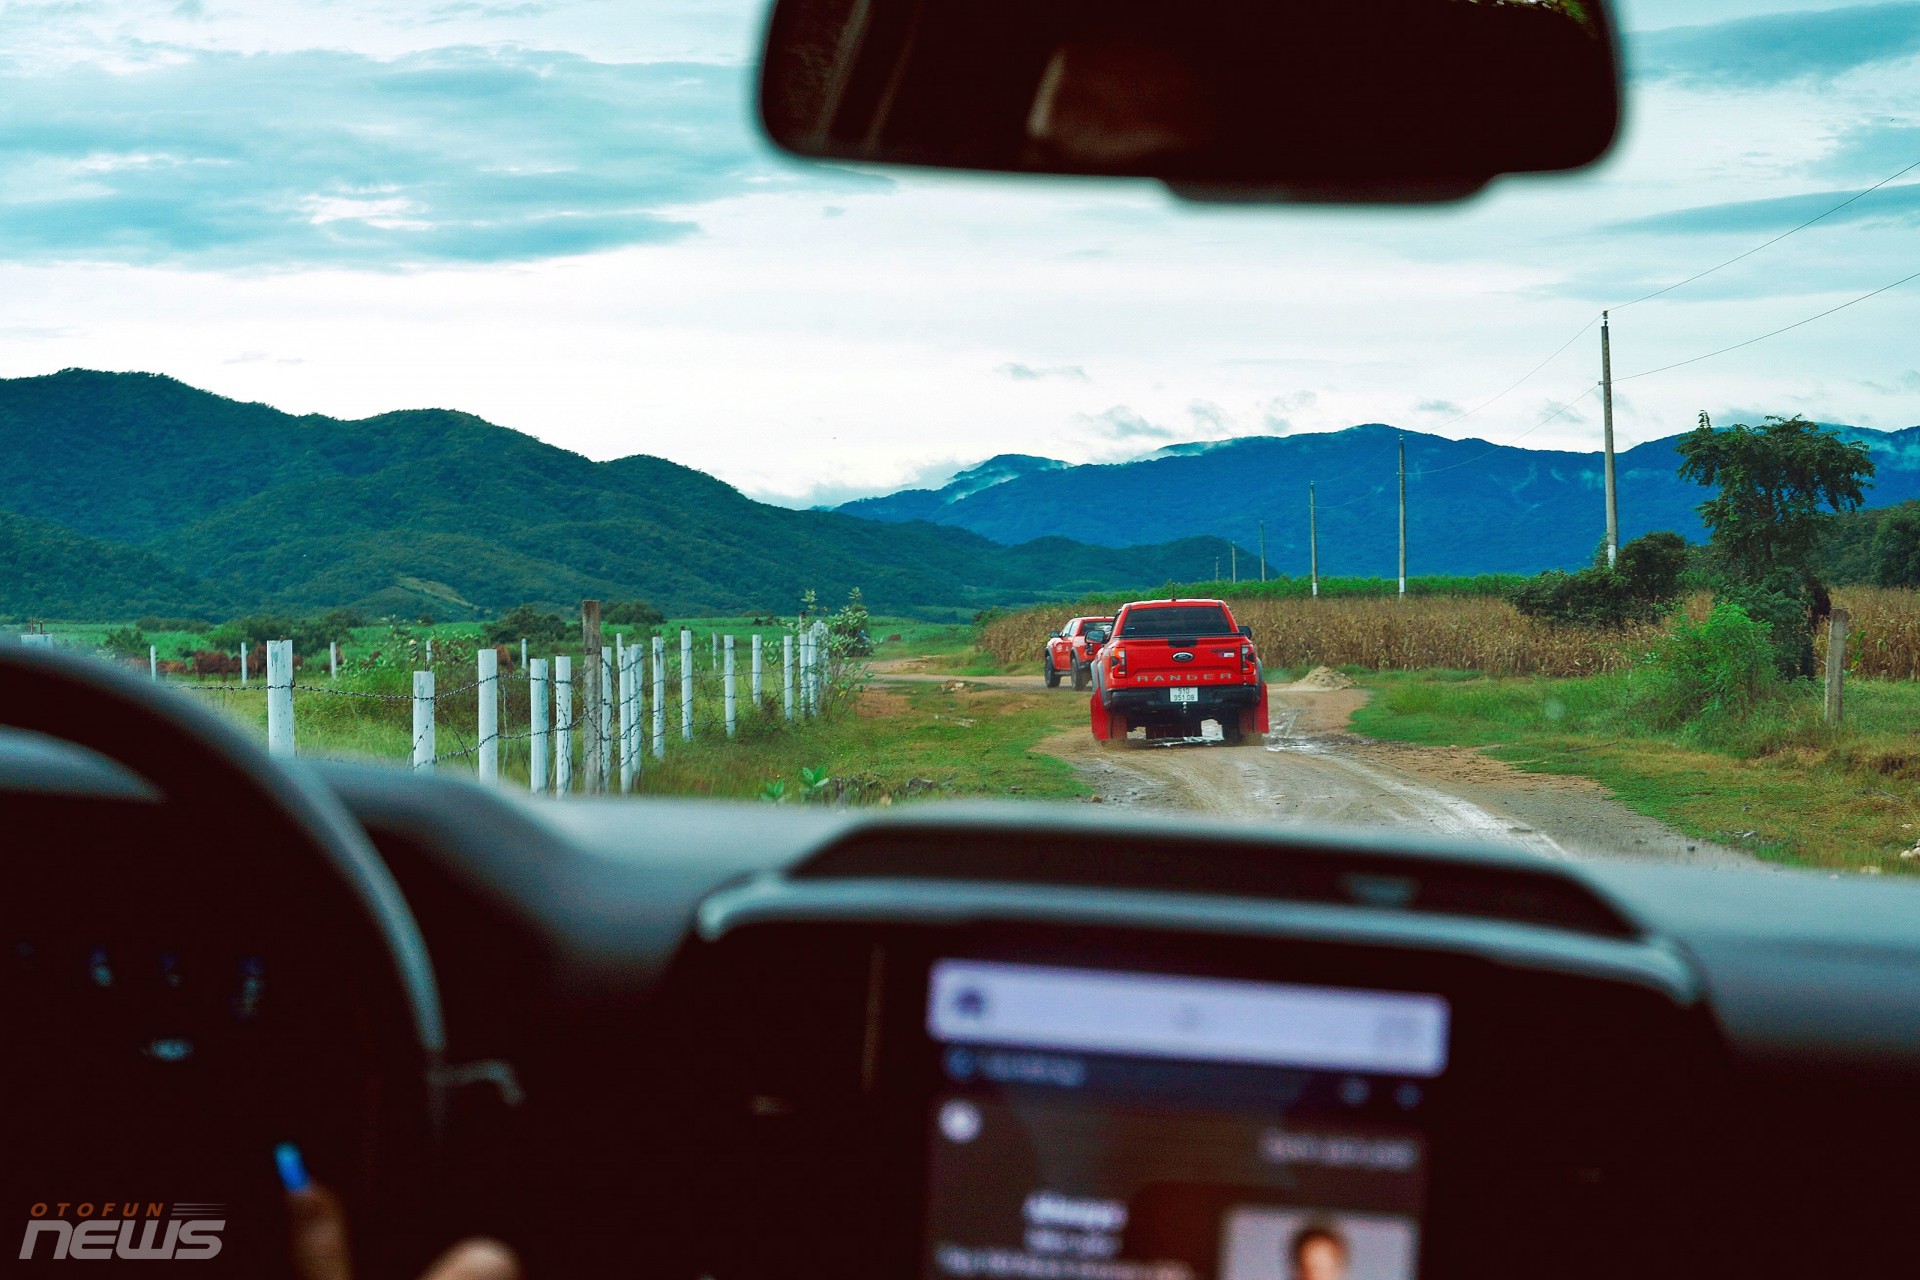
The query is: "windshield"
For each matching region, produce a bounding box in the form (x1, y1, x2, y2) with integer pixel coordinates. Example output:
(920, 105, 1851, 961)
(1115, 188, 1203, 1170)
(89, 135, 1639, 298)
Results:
(4, 0, 1913, 875)
(1119, 608, 1235, 639)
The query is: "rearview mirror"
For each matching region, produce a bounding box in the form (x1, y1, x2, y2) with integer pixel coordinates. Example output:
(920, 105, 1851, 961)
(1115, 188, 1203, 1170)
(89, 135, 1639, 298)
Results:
(759, 0, 1621, 202)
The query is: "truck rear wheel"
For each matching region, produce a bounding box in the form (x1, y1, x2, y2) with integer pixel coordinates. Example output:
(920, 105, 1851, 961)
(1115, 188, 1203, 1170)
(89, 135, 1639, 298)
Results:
(1071, 659, 1090, 691)
(1043, 654, 1061, 687)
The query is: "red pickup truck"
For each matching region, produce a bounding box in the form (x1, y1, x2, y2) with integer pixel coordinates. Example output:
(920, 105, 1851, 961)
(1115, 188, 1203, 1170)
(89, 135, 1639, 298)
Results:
(1089, 598, 1269, 744)
(1043, 616, 1113, 690)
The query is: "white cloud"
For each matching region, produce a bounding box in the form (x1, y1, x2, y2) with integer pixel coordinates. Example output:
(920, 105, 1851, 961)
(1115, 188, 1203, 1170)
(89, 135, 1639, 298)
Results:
(1, 0, 1918, 509)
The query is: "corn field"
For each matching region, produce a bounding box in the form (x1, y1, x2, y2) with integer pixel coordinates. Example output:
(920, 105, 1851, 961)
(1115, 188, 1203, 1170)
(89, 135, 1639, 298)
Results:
(982, 587, 1920, 680)
(1830, 588, 1920, 680)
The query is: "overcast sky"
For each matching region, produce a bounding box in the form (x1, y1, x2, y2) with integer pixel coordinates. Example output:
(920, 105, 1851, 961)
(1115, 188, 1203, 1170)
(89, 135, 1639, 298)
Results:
(2, 0, 1918, 507)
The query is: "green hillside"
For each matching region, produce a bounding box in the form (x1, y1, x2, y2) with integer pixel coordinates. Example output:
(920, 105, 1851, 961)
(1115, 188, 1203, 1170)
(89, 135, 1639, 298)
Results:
(0, 509, 222, 619)
(0, 370, 1239, 620)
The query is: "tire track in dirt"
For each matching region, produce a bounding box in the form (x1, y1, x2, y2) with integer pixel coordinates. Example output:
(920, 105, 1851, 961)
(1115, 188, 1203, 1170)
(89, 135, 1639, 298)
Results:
(890, 666, 1750, 866)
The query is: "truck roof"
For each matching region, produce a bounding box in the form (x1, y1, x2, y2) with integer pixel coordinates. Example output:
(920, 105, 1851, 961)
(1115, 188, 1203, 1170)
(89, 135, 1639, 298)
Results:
(1119, 598, 1228, 610)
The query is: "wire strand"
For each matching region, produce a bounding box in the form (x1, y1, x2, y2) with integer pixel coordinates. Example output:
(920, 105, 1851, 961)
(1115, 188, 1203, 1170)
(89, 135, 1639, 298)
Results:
(1611, 157, 1920, 312)
(1616, 266, 1920, 385)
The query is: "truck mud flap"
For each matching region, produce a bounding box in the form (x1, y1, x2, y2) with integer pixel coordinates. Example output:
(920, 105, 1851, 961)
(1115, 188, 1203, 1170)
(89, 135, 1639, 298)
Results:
(1241, 682, 1271, 737)
(1089, 694, 1125, 742)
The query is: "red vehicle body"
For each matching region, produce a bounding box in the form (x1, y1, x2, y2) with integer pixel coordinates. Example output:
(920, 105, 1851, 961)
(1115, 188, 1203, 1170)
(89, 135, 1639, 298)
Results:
(1043, 616, 1114, 690)
(1089, 599, 1269, 744)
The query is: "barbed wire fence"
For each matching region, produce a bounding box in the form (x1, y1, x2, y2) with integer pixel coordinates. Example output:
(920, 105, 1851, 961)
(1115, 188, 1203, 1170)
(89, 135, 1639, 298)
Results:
(79, 606, 848, 796)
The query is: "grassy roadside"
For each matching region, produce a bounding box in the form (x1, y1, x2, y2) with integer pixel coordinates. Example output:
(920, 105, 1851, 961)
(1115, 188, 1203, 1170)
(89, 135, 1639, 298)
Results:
(1351, 671, 1920, 872)
(181, 653, 1089, 807)
(633, 680, 1089, 803)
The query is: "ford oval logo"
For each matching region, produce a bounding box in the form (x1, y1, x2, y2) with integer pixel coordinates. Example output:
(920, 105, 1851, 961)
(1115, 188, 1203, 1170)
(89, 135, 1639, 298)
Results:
(1172, 651, 1195, 663)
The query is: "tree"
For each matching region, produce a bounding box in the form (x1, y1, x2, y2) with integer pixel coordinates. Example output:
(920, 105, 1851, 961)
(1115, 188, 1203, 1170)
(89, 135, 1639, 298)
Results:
(1871, 504, 1920, 587)
(1676, 415, 1873, 581)
(1676, 415, 1873, 678)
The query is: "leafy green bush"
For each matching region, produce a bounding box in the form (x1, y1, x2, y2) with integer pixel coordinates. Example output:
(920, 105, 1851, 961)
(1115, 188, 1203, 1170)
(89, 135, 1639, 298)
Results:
(1616, 531, 1689, 602)
(830, 588, 873, 657)
(206, 614, 297, 651)
(1510, 532, 1689, 628)
(1715, 574, 1818, 680)
(485, 604, 571, 645)
(1625, 603, 1777, 733)
(100, 626, 149, 657)
(603, 599, 664, 627)
(1871, 504, 1920, 587)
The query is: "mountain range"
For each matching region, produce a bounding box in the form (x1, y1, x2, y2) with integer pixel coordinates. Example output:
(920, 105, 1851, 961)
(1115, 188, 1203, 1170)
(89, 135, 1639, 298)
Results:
(0, 370, 1236, 621)
(840, 424, 1920, 576)
(7, 370, 1913, 623)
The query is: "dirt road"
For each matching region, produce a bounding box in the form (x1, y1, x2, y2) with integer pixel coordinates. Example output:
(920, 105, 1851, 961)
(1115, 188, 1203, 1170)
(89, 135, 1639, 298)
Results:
(878, 662, 1748, 867)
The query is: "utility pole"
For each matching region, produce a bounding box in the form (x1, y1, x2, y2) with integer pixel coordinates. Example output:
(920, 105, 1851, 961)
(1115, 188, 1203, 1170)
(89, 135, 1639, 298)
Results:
(1230, 542, 1237, 584)
(1309, 484, 1319, 598)
(1214, 555, 1220, 580)
(1397, 437, 1408, 597)
(1259, 521, 1267, 582)
(1602, 310, 1619, 568)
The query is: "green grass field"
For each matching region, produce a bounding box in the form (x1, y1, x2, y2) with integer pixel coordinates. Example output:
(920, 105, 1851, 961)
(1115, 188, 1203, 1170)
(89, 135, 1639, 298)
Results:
(1352, 671, 1920, 872)
(42, 620, 1086, 807)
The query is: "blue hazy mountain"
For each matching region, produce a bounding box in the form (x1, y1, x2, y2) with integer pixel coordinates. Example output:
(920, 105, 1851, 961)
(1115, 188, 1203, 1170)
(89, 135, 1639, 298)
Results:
(840, 423, 1920, 575)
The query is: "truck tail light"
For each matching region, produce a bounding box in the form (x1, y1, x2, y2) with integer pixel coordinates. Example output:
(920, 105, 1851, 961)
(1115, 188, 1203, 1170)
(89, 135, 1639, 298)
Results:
(1241, 645, 1254, 666)
(1115, 647, 1127, 677)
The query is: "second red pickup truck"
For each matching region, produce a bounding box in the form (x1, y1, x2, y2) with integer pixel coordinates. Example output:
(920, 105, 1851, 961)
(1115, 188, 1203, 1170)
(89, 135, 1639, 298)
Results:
(1089, 598, 1269, 744)
(1043, 616, 1114, 690)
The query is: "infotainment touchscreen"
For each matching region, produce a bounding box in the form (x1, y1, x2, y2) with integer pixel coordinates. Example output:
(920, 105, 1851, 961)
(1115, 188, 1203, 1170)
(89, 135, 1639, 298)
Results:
(921, 961, 1449, 1280)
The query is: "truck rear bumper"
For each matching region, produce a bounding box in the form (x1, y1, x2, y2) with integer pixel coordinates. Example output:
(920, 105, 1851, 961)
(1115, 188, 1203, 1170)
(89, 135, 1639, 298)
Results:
(1105, 684, 1261, 717)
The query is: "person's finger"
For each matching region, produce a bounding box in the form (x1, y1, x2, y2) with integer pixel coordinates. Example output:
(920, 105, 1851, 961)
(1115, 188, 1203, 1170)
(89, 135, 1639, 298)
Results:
(421, 1239, 520, 1280)
(285, 1185, 354, 1280)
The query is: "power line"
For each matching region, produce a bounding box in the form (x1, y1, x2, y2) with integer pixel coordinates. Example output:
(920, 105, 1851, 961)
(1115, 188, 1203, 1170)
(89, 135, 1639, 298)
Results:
(1417, 153, 1920, 449)
(1615, 265, 1920, 385)
(1426, 315, 1598, 433)
(1610, 156, 1920, 312)
(1414, 385, 1602, 477)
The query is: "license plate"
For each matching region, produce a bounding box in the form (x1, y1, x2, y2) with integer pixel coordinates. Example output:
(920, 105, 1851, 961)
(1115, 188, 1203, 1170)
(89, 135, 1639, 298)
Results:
(1169, 687, 1199, 704)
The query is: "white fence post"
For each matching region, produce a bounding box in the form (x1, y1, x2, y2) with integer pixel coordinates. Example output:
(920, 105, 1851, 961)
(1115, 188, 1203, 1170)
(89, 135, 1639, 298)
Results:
(711, 631, 718, 669)
(598, 645, 613, 784)
(266, 639, 294, 758)
(478, 647, 499, 782)
(751, 634, 763, 706)
(651, 635, 666, 759)
(329, 641, 339, 679)
(520, 638, 528, 672)
(680, 628, 694, 741)
(530, 658, 550, 793)
(724, 636, 737, 738)
(240, 641, 248, 687)
(800, 631, 813, 717)
(554, 656, 572, 794)
(619, 642, 638, 792)
(149, 644, 158, 681)
(425, 637, 433, 665)
(783, 634, 795, 721)
(412, 670, 435, 771)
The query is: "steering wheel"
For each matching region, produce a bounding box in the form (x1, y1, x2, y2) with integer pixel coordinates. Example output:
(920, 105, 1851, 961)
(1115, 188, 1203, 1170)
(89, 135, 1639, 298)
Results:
(0, 646, 445, 1278)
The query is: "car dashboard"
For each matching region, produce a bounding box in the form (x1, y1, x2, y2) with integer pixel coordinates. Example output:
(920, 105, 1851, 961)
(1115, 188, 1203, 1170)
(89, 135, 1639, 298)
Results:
(306, 762, 1920, 1280)
(11, 752, 1920, 1280)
